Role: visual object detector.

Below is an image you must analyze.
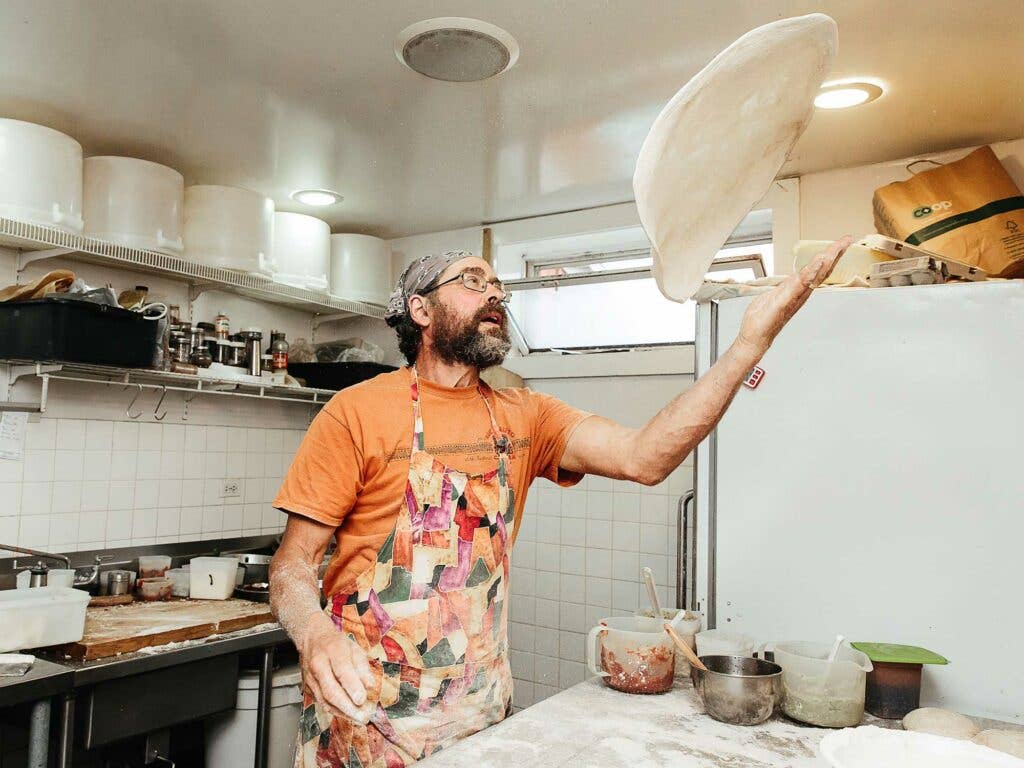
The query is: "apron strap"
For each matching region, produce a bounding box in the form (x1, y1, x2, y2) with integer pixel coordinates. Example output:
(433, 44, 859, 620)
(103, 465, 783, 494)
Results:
(409, 367, 510, 457)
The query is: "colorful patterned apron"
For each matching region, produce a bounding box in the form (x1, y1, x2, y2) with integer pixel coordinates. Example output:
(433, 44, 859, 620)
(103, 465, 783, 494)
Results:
(297, 367, 515, 768)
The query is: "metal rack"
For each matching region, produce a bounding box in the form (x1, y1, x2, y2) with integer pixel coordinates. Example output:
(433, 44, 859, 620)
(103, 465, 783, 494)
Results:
(2, 360, 337, 413)
(0, 216, 385, 320)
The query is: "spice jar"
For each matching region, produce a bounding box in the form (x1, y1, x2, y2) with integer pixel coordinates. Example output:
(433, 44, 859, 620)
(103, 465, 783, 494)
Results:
(261, 353, 273, 374)
(269, 331, 289, 371)
(226, 339, 246, 367)
(214, 310, 230, 340)
(240, 329, 263, 376)
(214, 338, 230, 365)
(191, 344, 212, 368)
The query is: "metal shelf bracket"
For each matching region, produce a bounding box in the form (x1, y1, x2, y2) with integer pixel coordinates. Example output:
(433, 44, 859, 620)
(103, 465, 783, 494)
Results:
(17, 247, 74, 274)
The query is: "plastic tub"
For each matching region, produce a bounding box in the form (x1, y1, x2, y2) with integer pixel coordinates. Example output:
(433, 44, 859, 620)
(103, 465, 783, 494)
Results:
(189, 557, 239, 600)
(0, 297, 160, 367)
(329, 234, 391, 305)
(205, 664, 303, 768)
(696, 629, 755, 657)
(0, 586, 90, 652)
(0, 118, 83, 233)
(83, 156, 184, 254)
(166, 568, 190, 598)
(136, 577, 173, 601)
(45, 569, 75, 589)
(772, 640, 873, 727)
(183, 185, 275, 275)
(138, 555, 172, 579)
(272, 212, 330, 292)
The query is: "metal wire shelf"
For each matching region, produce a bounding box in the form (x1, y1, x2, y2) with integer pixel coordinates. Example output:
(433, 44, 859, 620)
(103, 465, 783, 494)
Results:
(2, 360, 338, 413)
(0, 217, 385, 320)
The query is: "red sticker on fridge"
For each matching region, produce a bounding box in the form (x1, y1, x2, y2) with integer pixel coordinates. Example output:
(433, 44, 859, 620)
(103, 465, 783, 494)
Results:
(743, 366, 765, 389)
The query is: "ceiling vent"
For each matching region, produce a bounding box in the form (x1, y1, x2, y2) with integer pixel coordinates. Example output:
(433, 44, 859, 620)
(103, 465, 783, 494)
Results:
(396, 18, 519, 82)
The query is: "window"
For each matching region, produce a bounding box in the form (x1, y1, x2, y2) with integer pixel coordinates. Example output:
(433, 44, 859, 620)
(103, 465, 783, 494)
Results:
(500, 210, 772, 353)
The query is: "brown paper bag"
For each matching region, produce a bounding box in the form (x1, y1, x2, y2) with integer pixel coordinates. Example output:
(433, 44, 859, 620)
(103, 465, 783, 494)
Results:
(872, 146, 1024, 277)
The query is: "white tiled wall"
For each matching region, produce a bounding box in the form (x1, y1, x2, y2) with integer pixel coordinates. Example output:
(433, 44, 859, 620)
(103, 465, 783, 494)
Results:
(507, 374, 695, 709)
(0, 418, 301, 553)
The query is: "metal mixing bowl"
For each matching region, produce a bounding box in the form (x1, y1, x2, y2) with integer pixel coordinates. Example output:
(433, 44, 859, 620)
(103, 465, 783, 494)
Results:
(690, 655, 783, 725)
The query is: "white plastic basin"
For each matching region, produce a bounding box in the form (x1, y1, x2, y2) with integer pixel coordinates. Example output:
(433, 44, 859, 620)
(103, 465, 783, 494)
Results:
(330, 234, 391, 305)
(0, 118, 83, 233)
(820, 725, 1023, 768)
(184, 185, 275, 275)
(0, 586, 90, 652)
(272, 211, 330, 292)
(83, 156, 184, 254)
(189, 556, 239, 600)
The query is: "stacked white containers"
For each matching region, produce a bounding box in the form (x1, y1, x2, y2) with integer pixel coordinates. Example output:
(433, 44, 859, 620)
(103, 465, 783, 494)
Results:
(272, 212, 330, 292)
(0, 118, 83, 233)
(184, 185, 275, 275)
(330, 234, 391, 305)
(83, 156, 185, 254)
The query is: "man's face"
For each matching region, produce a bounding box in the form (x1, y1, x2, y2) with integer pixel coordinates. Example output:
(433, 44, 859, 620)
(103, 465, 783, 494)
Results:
(417, 257, 511, 368)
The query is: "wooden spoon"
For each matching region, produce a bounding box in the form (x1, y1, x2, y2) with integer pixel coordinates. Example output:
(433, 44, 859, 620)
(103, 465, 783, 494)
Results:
(664, 622, 708, 673)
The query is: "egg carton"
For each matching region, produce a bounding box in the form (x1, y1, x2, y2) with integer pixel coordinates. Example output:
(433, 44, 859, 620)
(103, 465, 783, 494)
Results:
(860, 235, 987, 288)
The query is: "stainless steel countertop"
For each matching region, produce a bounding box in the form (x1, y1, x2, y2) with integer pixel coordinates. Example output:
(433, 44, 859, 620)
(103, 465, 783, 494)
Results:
(48, 623, 289, 686)
(0, 657, 74, 707)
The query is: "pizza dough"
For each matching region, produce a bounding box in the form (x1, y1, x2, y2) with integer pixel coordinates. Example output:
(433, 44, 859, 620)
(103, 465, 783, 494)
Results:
(633, 14, 837, 302)
(974, 730, 1024, 759)
(903, 707, 981, 740)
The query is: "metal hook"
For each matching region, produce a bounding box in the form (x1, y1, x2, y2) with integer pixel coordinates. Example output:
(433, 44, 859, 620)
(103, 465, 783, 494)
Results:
(126, 385, 144, 419)
(153, 386, 168, 421)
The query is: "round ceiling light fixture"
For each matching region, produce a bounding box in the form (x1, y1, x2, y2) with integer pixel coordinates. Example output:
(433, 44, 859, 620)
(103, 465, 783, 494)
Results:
(291, 188, 343, 206)
(814, 80, 884, 109)
(396, 17, 519, 82)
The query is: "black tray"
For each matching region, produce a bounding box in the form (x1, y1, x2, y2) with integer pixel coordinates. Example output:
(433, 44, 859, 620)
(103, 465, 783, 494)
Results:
(0, 296, 159, 367)
(288, 362, 396, 391)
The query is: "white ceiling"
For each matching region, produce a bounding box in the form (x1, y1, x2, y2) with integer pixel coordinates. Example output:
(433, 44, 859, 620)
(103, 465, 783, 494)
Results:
(1, 1, 1021, 239)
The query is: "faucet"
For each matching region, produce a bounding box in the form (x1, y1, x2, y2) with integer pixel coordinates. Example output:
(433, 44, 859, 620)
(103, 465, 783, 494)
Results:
(3, 545, 108, 588)
(4, 544, 71, 587)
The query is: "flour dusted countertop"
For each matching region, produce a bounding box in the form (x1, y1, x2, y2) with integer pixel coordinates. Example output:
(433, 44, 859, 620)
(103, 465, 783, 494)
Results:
(419, 677, 843, 767)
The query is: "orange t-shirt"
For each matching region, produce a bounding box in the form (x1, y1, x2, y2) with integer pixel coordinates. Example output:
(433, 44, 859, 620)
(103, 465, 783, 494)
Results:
(274, 367, 591, 598)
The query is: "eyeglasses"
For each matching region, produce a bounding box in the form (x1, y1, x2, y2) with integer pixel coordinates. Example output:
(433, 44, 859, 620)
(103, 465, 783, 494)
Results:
(420, 271, 509, 303)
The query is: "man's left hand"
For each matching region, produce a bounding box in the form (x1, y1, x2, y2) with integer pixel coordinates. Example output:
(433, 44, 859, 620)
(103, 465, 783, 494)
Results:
(735, 236, 853, 358)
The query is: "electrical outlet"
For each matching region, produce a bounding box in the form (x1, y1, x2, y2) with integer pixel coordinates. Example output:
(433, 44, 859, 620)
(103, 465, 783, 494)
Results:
(221, 481, 241, 498)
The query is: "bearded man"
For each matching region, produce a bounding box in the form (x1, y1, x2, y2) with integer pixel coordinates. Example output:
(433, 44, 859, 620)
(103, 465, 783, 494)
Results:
(271, 240, 850, 767)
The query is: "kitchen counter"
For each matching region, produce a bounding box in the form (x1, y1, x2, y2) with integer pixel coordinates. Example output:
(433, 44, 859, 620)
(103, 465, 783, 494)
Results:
(0, 657, 73, 708)
(50, 621, 288, 685)
(420, 677, 855, 768)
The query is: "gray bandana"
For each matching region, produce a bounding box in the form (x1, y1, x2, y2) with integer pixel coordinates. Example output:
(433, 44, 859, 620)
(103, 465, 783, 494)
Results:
(385, 250, 474, 324)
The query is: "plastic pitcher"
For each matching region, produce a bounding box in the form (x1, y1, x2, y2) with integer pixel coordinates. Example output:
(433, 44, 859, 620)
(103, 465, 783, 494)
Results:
(771, 640, 873, 727)
(586, 616, 675, 694)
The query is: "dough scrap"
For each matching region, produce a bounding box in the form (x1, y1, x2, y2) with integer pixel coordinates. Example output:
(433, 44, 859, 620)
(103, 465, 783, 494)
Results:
(633, 14, 836, 303)
(903, 707, 981, 740)
(973, 730, 1024, 759)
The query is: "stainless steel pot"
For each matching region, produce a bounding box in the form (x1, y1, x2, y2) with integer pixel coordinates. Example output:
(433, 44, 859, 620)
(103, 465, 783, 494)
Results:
(231, 553, 272, 583)
(690, 655, 783, 725)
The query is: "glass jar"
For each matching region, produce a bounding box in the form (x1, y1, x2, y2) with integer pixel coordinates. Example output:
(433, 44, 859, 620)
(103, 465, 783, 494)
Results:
(214, 311, 230, 340)
(269, 331, 289, 371)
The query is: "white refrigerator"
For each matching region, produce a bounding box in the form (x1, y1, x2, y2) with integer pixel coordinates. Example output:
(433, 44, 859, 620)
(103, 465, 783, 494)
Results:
(692, 280, 1024, 723)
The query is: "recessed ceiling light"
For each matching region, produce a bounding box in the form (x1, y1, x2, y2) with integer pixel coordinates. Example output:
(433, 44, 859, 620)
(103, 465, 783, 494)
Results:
(396, 17, 519, 82)
(291, 189, 343, 206)
(814, 81, 884, 109)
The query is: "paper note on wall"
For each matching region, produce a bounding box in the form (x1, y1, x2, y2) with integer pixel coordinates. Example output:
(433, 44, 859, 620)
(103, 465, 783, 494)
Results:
(0, 412, 28, 461)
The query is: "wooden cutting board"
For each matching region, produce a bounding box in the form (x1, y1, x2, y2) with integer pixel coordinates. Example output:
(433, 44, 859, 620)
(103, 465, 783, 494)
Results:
(58, 598, 275, 660)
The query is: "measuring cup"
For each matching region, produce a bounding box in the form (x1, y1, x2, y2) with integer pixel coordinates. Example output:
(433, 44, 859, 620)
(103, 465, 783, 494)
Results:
(770, 640, 873, 727)
(586, 616, 676, 694)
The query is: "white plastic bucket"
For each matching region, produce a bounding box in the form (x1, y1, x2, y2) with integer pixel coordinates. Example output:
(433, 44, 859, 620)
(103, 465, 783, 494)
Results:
(330, 234, 391, 305)
(83, 156, 184, 254)
(0, 118, 83, 233)
(205, 664, 303, 768)
(272, 211, 330, 292)
(184, 185, 275, 275)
